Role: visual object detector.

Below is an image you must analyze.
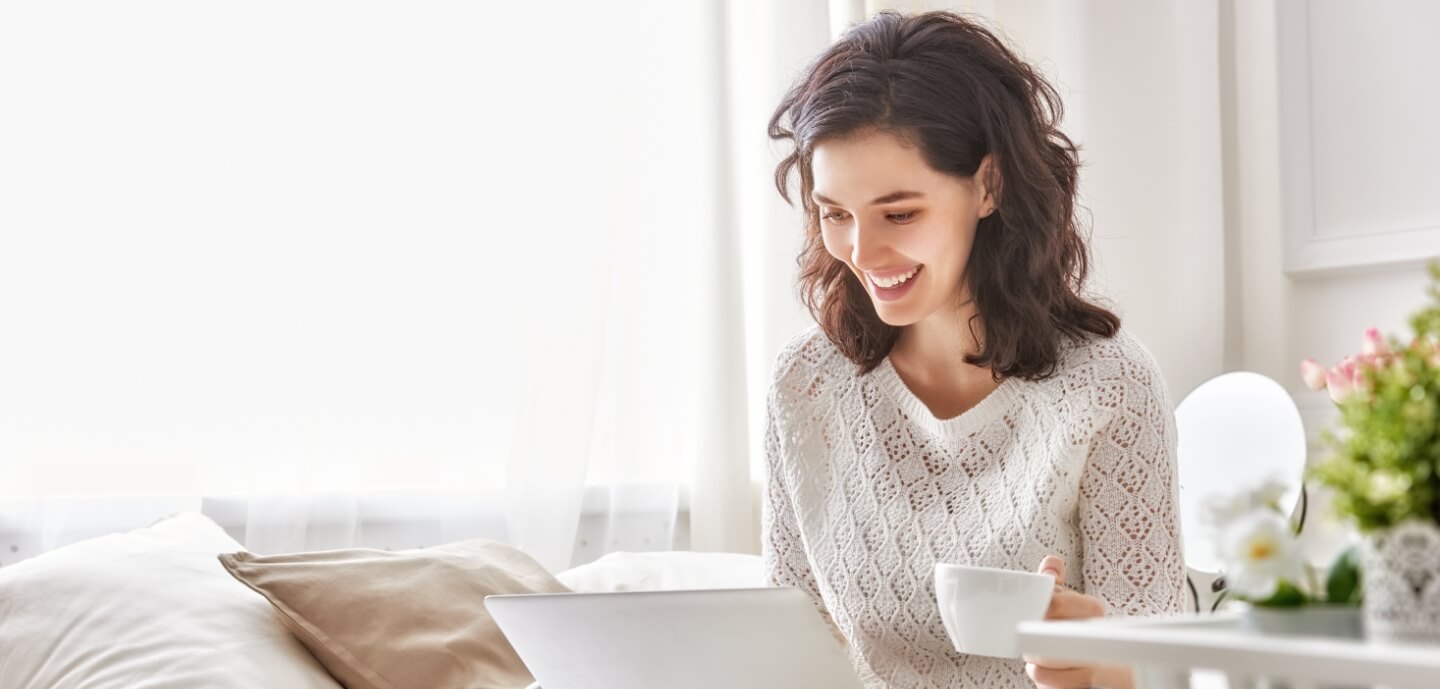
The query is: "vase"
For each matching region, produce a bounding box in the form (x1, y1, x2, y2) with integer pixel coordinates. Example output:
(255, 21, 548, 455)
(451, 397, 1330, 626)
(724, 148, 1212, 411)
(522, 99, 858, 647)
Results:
(1238, 605, 1365, 689)
(1361, 519, 1440, 646)
(1240, 605, 1363, 640)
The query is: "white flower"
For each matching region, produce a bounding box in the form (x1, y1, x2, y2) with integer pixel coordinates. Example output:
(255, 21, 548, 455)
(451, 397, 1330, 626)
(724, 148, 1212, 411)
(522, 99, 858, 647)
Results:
(1250, 478, 1289, 512)
(1202, 492, 1251, 529)
(1218, 509, 1304, 600)
(1201, 477, 1291, 529)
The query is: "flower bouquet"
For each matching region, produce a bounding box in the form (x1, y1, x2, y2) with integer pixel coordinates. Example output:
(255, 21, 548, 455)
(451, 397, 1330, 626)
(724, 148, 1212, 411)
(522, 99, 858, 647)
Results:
(1298, 263, 1440, 645)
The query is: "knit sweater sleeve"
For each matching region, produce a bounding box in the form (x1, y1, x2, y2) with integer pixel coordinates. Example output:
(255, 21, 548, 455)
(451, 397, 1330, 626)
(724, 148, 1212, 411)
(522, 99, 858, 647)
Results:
(761, 391, 824, 600)
(1076, 339, 1189, 617)
(760, 339, 850, 648)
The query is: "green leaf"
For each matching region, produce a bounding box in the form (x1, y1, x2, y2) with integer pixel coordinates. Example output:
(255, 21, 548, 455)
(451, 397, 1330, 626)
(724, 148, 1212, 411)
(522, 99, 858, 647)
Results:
(1325, 546, 1363, 605)
(1253, 579, 1308, 608)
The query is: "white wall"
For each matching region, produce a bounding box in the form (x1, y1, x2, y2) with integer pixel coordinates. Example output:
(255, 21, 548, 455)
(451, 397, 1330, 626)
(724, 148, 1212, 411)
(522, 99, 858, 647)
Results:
(1053, 0, 1226, 404)
(1229, 0, 1437, 428)
(1228, 0, 1438, 561)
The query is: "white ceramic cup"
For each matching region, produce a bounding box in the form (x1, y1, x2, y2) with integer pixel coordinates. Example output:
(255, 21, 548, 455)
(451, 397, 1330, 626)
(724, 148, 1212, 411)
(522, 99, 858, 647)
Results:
(934, 563, 1056, 658)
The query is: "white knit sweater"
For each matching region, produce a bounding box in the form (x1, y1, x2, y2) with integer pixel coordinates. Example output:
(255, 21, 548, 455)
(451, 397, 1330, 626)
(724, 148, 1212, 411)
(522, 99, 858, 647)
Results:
(762, 326, 1187, 689)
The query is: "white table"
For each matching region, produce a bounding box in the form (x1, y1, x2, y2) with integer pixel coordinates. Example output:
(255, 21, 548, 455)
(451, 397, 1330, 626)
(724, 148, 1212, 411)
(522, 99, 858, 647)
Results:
(1016, 613, 1440, 689)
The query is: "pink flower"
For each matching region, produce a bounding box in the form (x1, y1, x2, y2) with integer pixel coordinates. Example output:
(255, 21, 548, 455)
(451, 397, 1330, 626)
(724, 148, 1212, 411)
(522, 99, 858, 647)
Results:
(1339, 356, 1357, 380)
(1352, 362, 1372, 394)
(1363, 327, 1389, 357)
(1327, 366, 1354, 403)
(1300, 359, 1328, 390)
(1301, 327, 1399, 404)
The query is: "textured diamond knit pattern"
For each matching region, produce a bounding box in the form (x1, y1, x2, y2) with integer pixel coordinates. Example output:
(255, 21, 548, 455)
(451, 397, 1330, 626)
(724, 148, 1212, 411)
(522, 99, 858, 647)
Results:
(762, 327, 1187, 689)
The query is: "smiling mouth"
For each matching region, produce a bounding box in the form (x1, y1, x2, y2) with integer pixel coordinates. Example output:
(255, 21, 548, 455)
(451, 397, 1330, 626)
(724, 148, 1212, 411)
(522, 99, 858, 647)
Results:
(867, 265, 922, 289)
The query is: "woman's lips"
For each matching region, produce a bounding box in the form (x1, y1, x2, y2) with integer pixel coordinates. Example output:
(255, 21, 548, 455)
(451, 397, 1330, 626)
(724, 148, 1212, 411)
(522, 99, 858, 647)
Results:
(868, 265, 923, 302)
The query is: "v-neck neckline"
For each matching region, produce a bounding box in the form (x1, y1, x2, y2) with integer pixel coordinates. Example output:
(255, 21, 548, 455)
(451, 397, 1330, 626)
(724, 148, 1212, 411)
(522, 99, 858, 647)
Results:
(873, 355, 1024, 439)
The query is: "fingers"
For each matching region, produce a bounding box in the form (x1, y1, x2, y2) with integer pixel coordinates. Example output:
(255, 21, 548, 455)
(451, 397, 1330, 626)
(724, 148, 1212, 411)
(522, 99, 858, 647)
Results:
(1026, 662, 1096, 689)
(1045, 589, 1107, 621)
(1034, 555, 1105, 622)
(1022, 654, 1085, 669)
(1036, 554, 1065, 586)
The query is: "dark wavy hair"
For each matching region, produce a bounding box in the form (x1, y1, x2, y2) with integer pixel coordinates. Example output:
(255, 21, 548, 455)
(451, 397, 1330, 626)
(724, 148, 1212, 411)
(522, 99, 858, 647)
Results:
(769, 10, 1119, 380)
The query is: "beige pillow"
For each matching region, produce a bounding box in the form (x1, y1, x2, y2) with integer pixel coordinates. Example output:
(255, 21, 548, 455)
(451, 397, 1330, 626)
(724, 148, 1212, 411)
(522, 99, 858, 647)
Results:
(219, 539, 568, 689)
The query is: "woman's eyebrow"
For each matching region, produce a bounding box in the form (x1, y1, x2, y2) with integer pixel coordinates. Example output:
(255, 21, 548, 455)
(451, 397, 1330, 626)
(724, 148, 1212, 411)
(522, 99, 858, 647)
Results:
(811, 190, 927, 206)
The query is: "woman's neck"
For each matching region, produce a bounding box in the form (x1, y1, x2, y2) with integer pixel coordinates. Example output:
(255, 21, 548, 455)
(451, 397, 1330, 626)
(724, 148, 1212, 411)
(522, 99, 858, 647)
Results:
(887, 299, 1002, 418)
(890, 298, 984, 377)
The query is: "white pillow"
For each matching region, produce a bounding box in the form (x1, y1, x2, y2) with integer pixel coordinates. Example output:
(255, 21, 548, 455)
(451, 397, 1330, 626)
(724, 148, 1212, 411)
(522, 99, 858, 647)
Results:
(556, 550, 764, 593)
(0, 511, 342, 689)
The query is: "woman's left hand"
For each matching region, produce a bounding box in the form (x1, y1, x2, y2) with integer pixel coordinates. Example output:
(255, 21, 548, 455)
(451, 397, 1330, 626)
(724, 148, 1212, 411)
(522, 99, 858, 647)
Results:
(1023, 555, 1108, 689)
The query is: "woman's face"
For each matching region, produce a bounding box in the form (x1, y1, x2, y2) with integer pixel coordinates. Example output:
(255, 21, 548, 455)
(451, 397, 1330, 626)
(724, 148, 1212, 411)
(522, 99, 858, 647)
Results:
(811, 129, 994, 328)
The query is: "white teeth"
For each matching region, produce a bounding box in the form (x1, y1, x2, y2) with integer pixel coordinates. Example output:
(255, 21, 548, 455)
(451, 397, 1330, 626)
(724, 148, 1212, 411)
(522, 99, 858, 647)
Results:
(871, 266, 919, 289)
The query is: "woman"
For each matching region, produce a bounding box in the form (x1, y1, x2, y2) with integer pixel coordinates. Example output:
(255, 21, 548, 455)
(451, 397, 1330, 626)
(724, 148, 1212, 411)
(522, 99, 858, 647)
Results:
(762, 10, 1186, 689)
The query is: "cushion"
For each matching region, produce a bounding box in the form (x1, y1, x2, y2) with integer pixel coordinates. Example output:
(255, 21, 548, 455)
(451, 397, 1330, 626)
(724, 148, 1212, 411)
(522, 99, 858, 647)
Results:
(556, 550, 764, 592)
(219, 539, 568, 689)
(0, 511, 342, 689)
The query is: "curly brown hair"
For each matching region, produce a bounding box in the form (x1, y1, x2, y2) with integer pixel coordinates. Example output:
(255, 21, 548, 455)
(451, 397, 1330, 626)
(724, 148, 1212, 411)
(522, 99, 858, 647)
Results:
(769, 10, 1119, 380)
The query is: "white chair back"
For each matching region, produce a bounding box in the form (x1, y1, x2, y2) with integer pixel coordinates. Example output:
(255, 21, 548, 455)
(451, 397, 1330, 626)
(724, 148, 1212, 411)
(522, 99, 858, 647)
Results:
(1174, 372, 1307, 612)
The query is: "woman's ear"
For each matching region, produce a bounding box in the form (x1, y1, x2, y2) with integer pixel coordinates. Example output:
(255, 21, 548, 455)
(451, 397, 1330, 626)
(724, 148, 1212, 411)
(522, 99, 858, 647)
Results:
(977, 153, 1001, 216)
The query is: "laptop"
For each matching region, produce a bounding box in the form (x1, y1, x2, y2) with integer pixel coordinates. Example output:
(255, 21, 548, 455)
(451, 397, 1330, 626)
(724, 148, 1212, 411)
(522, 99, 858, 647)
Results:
(484, 587, 868, 689)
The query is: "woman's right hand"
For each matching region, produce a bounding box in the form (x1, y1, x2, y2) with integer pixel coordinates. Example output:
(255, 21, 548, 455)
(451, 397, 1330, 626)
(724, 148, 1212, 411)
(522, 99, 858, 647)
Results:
(1022, 556, 1120, 689)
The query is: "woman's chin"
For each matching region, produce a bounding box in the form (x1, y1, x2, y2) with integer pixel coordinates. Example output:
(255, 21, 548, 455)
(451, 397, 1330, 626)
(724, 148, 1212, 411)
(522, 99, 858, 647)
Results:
(871, 303, 923, 327)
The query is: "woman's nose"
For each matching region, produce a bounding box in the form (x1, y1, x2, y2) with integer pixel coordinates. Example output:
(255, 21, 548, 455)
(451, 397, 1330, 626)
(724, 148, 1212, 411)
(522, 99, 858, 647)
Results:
(848, 220, 885, 270)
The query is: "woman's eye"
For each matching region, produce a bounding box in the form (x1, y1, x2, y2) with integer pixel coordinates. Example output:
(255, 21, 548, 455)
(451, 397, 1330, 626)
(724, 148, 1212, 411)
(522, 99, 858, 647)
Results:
(820, 210, 915, 224)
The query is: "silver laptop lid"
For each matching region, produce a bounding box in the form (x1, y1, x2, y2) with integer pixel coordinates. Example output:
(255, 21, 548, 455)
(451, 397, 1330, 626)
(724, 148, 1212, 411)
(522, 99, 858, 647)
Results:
(485, 587, 866, 689)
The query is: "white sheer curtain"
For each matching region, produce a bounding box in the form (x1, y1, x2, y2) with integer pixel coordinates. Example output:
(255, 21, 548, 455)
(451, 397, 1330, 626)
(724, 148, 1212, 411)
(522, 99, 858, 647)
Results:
(0, 0, 827, 572)
(1, 0, 1218, 573)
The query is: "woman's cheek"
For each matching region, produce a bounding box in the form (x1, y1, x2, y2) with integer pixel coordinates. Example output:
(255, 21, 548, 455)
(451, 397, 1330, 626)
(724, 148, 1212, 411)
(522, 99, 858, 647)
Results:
(819, 227, 850, 265)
